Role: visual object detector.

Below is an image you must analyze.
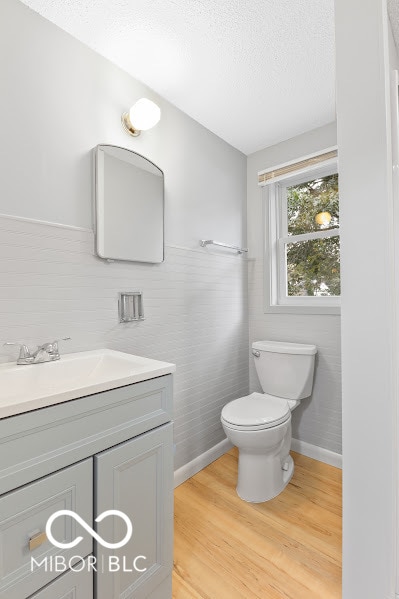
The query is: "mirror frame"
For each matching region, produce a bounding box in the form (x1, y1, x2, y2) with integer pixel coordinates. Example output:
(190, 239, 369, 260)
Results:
(94, 144, 165, 263)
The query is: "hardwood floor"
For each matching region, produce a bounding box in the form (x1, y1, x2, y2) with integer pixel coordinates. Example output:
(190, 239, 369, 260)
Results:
(173, 449, 342, 599)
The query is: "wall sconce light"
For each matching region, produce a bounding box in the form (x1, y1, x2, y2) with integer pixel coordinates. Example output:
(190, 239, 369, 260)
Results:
(121, 98, 161, 137)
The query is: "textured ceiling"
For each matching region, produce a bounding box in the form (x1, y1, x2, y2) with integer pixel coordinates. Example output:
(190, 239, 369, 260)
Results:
(19, 0, 336, 155)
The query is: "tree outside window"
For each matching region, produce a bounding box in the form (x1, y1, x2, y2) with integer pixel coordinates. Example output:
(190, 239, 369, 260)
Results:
(285, 173, 340, 297)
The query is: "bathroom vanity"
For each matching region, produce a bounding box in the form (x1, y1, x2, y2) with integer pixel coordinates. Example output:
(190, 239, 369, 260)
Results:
(0, 350, 175, 599)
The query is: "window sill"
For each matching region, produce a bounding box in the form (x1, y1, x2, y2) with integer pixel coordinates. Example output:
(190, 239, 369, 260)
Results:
(264, 303, 340, 315)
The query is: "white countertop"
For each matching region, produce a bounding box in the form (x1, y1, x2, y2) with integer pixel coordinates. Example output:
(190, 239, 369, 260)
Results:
(0, 349, 176, 419)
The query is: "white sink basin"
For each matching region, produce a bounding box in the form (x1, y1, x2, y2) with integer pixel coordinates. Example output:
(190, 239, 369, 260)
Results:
(0, 349, 175, 419)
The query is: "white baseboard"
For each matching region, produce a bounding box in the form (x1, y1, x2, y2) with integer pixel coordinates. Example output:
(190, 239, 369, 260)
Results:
(174, 437, 342, 489)
(291, 438, 342, 469)
(174, 438, 233, 488)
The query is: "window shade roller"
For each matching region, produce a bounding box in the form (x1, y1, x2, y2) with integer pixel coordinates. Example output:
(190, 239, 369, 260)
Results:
(258, 149, 338, 186)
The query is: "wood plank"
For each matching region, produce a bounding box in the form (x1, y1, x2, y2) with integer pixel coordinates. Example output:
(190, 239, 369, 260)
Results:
(173, 449, 342, 598)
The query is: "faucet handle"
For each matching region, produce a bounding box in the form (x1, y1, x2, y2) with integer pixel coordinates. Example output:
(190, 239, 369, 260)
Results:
(38, 338, 71, 355)
(55, 337, 71, 349)
(3, 342, 31, 360)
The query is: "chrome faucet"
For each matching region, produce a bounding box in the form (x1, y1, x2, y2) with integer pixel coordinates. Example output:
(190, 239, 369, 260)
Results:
(3, 338, 71, 365)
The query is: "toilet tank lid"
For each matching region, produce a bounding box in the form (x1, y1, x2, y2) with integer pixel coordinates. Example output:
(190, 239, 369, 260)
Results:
(252, 340, 317, 355)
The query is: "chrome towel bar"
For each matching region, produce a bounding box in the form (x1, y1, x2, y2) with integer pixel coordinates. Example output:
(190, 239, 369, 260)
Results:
(199, 240, 248, 254)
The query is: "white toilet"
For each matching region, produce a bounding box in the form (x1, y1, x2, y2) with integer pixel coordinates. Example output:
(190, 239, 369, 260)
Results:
(221, 340, 317, 503)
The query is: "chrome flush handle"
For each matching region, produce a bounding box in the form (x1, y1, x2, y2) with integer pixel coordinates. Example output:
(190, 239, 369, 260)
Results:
(252, 350, 260, 358)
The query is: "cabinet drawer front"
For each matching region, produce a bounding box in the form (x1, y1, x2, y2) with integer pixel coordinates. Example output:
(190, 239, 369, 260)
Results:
(30, 560, 93, 598)
(0, 460, 92, 599)
(95, 423, 174, 599)
(0, 375, 173, 495)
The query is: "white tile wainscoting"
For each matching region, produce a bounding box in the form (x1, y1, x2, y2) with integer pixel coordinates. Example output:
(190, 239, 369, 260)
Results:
(0, 214, 249, 470)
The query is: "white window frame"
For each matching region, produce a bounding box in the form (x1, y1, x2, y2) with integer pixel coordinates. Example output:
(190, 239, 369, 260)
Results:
(263, 157, 340, 315)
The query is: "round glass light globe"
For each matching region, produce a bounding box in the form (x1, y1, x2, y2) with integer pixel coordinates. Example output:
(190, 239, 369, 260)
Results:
(315, 211, 332, 226)
(129, 98, 161, 131)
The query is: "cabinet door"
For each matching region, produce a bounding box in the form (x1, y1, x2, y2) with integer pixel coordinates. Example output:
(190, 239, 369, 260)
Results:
(94, 423, 173, 599)
(0, 460, 92, 599)
(29, 560, 93, 598)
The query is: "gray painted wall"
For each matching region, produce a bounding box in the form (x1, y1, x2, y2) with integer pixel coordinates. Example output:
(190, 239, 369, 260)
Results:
(0, 0, 249, 471)
(336, 6, 399, 596)
(0, 0, 247, 251)
(0, 0, 342, 467)
(247, 122, 342, 454)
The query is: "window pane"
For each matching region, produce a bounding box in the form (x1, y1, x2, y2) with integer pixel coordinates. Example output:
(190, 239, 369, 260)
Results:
(286, 173, 339, 235)
(286, 235, 340, 297)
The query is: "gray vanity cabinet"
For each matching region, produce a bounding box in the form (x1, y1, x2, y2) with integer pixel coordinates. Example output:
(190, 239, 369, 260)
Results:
(0, 460, 93, 599)
(30, 564, 93, 598)
(0, 374, 174, 599)
(95, 423, 174, 599)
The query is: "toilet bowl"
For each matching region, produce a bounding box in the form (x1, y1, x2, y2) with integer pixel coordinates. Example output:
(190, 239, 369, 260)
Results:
(221, 340, 316, 503)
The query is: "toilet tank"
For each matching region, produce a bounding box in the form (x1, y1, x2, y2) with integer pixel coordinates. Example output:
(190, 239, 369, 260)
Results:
(252, 340, 317, 400)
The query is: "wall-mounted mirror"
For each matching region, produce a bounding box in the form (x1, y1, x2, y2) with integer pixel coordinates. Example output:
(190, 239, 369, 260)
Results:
(94, 145, 164, 263)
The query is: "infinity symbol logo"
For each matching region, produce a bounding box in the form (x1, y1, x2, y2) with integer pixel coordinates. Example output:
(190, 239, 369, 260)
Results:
(46, 510, 133, 549)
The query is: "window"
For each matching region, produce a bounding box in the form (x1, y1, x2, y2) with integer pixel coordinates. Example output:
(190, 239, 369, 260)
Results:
(261, 150, 340, 314)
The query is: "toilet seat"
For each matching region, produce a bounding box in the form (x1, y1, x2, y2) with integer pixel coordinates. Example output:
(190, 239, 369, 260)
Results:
(221, 392, 291, 431)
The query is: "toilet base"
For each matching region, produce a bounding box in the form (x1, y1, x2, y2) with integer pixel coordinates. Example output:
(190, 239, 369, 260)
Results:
(236, 454, 294, 503)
